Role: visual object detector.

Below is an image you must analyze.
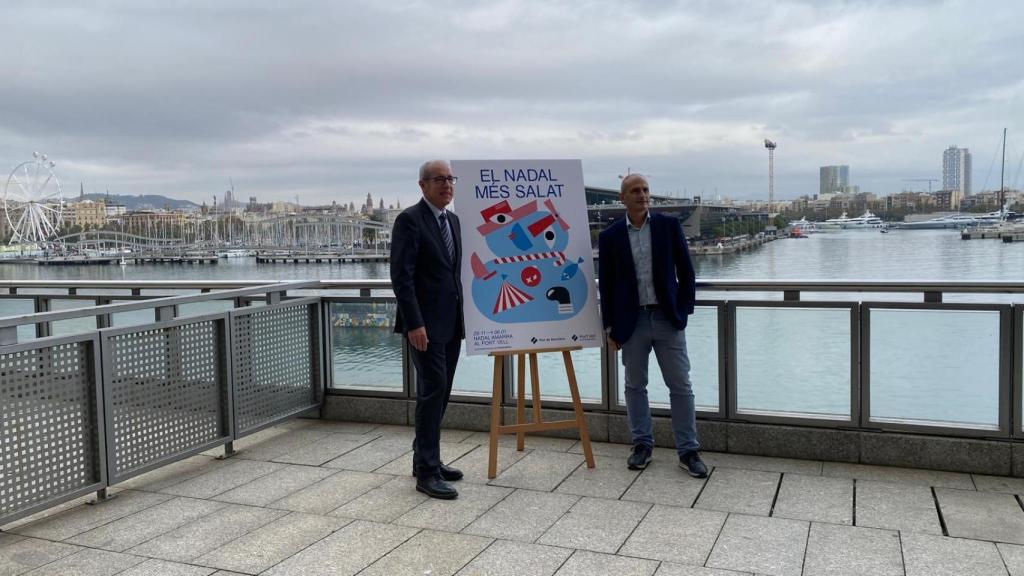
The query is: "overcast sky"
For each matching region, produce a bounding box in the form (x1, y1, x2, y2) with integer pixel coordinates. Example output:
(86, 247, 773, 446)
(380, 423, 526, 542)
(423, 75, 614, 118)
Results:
(3, 0, 1022, 207)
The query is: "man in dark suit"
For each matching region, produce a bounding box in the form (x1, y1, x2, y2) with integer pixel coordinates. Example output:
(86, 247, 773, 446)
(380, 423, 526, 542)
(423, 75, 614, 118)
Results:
(598, 174, 707, 478)
(390, 160, 465, 499)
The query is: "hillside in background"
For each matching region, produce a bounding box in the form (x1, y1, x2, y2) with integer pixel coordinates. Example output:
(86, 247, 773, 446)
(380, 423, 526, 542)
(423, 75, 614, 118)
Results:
(78, 193, 201, 211)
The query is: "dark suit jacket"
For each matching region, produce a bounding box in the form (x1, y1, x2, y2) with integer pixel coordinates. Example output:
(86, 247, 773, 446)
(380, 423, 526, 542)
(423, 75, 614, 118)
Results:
(390, 198, 464, 343)
(598, 212, 696, 344)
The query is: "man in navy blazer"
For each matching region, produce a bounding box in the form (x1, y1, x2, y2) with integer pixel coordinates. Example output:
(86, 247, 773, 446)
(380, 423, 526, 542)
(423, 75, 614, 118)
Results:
(390, 160, 465, 499)
(598, 174, 707, 478)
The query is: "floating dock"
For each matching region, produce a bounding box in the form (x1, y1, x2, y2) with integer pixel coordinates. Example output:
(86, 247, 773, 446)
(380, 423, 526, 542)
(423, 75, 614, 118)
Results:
(130, 255, 219, 264)
(256, 253, 390, 264)
(690, 234, 777, 255)
(36, 256, 118, 265)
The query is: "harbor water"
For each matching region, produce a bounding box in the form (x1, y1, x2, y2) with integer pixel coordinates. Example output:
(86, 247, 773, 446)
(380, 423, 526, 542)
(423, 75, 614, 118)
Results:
(2, 228, 1020, 427)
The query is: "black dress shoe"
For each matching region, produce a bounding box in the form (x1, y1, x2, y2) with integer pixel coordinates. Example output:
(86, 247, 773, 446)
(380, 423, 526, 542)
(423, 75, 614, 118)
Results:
(416, 476, 458, 500)
(438, 463, 463, 481)
(412, 463, 464, 481)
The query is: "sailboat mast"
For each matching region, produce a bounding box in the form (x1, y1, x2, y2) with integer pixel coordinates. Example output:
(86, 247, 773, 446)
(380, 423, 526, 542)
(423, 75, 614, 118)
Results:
(999, 127, 1006, 219)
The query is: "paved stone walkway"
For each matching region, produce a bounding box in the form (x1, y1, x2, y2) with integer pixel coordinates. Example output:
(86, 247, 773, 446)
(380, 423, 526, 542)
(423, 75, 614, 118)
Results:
(3, 419, 1024, 576)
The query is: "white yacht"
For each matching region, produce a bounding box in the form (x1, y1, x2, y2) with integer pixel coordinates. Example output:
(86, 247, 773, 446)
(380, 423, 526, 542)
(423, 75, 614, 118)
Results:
(819, 212, 849, 230)
(898, 213, 983, 230)
(840, 210, 885, 229)
(898, 205, 1020, 230)
(786, 217, 820, 234)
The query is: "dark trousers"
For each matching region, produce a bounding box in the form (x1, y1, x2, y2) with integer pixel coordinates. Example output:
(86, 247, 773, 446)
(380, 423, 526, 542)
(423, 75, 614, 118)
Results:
(408, 338, 461, 479)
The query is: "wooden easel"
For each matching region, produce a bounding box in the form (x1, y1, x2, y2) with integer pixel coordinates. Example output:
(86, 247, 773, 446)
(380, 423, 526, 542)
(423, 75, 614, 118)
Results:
(487, 346, 596, 479)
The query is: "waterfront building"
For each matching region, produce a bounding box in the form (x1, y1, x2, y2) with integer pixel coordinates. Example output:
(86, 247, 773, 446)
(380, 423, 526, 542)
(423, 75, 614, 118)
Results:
(121, 210, 190, 237)
(819, 165, 849, 196)
(961, 188, 1022, 211)
(63, 199, 107, 230)
(270, 201, 301, 214)
(930, 189, 964, 211)
(942, 146, 972, 195)
(0, 210, 10, 241)
(104, 203, 127, 219)
(826, 191, 876, 215)
(886, 191, 935, 212)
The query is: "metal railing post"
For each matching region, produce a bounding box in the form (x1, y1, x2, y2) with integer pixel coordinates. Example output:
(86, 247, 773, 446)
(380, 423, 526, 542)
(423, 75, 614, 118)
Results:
(155, 305, 177, 322)
(35, 297, 51, 339)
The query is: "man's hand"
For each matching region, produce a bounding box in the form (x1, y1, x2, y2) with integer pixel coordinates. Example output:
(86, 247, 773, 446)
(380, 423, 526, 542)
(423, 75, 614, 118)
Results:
(607, 335, 619, 351)
(408, 327, 429, 352)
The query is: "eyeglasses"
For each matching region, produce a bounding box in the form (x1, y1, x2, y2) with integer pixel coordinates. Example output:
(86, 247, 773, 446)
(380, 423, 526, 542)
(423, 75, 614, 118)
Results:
(426, 175, 458, 184)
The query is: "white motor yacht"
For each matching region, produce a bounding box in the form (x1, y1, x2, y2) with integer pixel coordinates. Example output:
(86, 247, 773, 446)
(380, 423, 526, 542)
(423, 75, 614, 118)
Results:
(840, 210, 885, 229)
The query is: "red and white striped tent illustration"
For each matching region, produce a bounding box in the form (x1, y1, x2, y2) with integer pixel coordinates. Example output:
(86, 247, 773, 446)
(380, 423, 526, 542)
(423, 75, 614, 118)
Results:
(492, 275, 533, 315)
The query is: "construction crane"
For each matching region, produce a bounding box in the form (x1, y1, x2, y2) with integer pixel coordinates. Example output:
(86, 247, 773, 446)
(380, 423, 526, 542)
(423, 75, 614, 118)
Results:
(902, 178, 938, 193)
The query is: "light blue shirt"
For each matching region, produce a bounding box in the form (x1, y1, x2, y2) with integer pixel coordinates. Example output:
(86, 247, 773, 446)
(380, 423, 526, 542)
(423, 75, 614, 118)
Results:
(626, 213, 657, 307)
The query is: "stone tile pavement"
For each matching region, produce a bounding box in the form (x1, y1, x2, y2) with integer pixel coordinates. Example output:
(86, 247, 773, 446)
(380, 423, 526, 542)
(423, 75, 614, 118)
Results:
(3, 418, 1024, 576)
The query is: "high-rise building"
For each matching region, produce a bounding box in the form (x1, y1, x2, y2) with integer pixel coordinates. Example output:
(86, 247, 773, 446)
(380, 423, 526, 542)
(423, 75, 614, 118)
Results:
(819, 165, 850, 196)
(943, 146, 971, 195)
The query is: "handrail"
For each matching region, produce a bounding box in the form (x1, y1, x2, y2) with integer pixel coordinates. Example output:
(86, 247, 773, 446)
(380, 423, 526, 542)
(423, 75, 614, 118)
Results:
(2, 278, 1023, 293)
(0, 280, 320, 329)
(0, 279, 1019, 330)
(0, 280, 283, 290)
(691, 279, 1024, 293)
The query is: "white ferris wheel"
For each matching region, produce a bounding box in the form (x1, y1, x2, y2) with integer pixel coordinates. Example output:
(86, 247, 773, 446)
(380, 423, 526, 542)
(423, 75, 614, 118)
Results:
(4, 152, 63, 245)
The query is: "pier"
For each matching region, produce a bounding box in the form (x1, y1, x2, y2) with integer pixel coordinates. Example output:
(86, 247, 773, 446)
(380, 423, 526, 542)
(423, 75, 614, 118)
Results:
(35, 255, 119, 265)
(256, 253, 390, 263)
(131, 254, 220, 264)
(690, 233, 777, 255)
(962, 228, 1007, 240)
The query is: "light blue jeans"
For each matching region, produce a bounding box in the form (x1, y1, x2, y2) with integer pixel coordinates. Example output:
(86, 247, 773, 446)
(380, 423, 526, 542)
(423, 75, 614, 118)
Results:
(620, 309, 700, 455)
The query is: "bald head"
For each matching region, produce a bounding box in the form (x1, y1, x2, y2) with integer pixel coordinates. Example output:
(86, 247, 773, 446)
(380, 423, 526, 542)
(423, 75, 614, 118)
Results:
(620, 173, 648, 195)
(619, 174, 651, 226)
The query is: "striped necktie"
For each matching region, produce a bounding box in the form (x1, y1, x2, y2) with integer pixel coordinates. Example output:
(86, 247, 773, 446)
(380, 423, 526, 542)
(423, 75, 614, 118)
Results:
(438, 211, 455, 264)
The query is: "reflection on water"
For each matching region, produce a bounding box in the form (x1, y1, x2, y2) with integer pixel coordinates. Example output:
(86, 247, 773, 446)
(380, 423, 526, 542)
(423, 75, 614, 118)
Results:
(330, 302, 404, 389)
(735, 307, 851, 416)
(616, 307, 720, 410)
(870, 308, 1000, 427)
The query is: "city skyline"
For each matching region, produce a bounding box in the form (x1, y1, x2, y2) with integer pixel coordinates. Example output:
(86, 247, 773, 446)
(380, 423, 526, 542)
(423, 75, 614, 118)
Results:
(2, 1, 1021, 207)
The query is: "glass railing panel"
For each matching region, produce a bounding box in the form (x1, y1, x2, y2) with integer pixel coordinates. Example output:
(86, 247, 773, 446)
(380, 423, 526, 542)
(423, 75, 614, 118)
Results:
(0, 298, 35, 342)
(735, 306, 851, 418)
(869, 308, 1000, 428)
(329, 301, 403, 392)
(50, 299, 98, 336)
(452, 350, 495, 396)
(615, 307, 720, 411)
(510, 348, 603, 404)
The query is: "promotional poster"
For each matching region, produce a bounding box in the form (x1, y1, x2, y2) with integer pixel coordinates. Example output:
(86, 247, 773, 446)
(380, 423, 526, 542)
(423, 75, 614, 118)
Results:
(451, 159, 603, 355)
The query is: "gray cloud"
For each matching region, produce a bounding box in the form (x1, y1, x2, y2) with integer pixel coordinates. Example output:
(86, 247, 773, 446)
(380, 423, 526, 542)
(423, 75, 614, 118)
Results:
(1, 0, 1021, 207)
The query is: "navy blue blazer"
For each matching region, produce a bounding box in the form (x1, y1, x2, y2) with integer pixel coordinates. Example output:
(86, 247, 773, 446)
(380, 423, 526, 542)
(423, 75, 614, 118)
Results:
(390, 198, 464, 343)
(597, 213, 696, 344)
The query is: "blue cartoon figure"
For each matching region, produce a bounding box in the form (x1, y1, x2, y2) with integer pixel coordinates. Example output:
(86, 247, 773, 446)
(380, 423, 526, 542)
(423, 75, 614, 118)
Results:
(469, 199, 588, 323)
